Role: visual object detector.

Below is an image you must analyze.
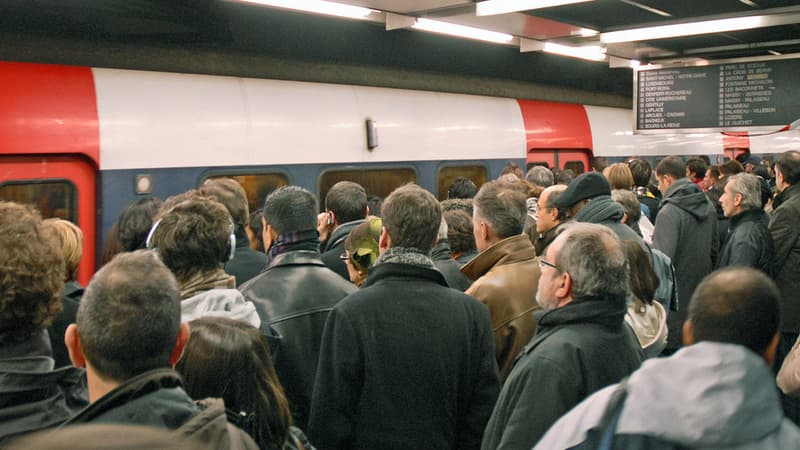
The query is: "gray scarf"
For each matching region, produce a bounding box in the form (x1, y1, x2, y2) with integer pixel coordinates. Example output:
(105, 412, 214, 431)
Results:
(375, 246, 435, 269)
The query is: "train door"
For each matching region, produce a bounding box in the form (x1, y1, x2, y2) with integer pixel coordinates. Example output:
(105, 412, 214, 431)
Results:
(517, 100, 593, 176)
(526, 149, 591, 174)
(0, 155, 97, 286)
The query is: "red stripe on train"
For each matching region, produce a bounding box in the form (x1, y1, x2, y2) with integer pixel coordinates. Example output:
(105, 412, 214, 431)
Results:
(0, 62, 99, 166)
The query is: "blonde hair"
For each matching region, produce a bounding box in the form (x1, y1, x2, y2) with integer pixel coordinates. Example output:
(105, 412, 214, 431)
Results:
(603, 163, 635, 190)
(41, 218, 84, 282)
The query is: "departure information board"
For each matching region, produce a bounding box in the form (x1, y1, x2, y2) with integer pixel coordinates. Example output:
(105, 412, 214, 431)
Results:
(635, 57, 800, 133)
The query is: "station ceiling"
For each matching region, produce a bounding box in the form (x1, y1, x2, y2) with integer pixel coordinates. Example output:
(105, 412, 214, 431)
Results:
(1, 1, 799, 105)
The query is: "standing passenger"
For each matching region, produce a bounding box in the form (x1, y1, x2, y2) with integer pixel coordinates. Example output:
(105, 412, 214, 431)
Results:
(717, 172, 773, 274)
(461, 180, 540, 381)
(239, 186, 356, 429)
(652, 156, 718, 352)
(481, 223, 643, 449)
(200, 178, 266, 286)
(309, 184, 500, 450)
(0, 203, 87, 443)
(318, 181, 369, 280)
(534, 184, 567, 255)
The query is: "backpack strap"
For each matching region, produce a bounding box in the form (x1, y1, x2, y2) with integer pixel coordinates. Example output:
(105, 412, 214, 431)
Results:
(596, 378, 630, 450)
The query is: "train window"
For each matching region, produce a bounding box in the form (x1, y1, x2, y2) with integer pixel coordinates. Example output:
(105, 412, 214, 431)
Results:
(205, 173, 289, 215)
(437, 166, 488, 200)
(0, 180, 77, 222)
(564, 161, 585, 175)
(318, 168, 416, 210)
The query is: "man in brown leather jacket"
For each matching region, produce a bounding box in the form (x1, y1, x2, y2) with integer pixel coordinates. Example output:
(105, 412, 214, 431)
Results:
(462, 180, 541, 381)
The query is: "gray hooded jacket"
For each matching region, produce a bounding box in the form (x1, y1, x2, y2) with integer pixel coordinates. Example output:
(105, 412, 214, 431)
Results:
(535, 342, 800, 449)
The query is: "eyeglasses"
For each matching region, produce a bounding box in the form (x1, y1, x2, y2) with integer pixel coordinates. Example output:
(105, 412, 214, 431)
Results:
(538, 258, 562, 272)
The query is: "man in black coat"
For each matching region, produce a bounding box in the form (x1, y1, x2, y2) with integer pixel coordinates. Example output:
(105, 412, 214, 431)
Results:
(63, 251, 255, 449)
(318, 181, 369, 280)
(309, 184, 500, 450)
(717, 172, 773, 274)
(200, 178, 265, 286)
(481, 223, 644, 449)
(239, 186, 356, 429)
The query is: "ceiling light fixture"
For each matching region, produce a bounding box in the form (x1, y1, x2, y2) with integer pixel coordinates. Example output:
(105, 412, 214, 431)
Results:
(601, 15, 766, 43)
(476, 0, 593, 16)
(234, 0, 374, 20)
(521, 39, 606, 61)
(412, 18, 515, 44)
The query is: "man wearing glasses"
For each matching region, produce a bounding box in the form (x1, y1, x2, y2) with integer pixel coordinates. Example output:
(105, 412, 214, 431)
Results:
(481, 223, 644, 450)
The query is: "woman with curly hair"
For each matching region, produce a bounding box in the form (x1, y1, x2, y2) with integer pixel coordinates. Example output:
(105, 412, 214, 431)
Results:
(175, 317, 313, 450)
(0, 202, 88, 443)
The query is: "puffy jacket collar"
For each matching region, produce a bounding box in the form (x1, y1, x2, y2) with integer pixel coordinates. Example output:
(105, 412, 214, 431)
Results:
(323, 219, 364, 253)
(266, 250, 326, 270)
(66, 368, 190, 424)
(460, 234, 536, 281)
(661, 178, 714, 221)
(362, 262, 448, 288)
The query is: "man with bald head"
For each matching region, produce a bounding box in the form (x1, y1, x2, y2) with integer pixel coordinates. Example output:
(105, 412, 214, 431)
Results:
(537, 267, 800, 449)
(482, 223, 643, 449)
(533, 184, 567, 255)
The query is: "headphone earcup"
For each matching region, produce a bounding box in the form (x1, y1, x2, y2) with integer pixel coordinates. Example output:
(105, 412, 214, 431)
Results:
(228, 232, 236, 262)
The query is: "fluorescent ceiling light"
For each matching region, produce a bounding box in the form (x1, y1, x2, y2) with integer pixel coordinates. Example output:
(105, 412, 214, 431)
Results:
(235, 0, 374, 19)
(476, 0, 593, 16)
(601, 16, 764, 43)
(543, 42, 607, 61)
(412, 18, 514, 44)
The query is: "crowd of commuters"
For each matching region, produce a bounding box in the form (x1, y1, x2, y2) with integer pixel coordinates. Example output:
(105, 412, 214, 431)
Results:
(2, 151, 800, 449)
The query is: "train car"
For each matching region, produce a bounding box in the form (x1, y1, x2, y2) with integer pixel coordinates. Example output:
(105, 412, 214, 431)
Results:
(3, 61, 798, 283)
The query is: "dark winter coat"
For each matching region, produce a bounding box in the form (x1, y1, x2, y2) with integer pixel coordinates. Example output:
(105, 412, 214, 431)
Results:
(771, 184, 800, 333)
(431, 239, 473, 292)
(48, 281, 83, 368)
(308, 262, 500, 450)
(239, 250, 356, 429)
(717, 207, 774, 275)
(224, 227, 266, 287)
(320, 220, 364, 280)
(64, 368, 257, 450)
(0, 331, 88, 444)
(573, 195, 647, 252)
(481, 296, 644, 450)
(652, 178, 719, 349)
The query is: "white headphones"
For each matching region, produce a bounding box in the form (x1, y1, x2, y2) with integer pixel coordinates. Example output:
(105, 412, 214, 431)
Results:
(145, 216, 236, 262)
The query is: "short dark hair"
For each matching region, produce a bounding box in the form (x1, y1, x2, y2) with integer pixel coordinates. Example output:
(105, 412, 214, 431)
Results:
(444, 209, 476, 256)
(707, 165, 721, 180)
(151, 197, 233, 283)
(720, 160, 744, 177)
(175, 317, 291, 449)
(447, 177, 478, 199)
(689, 267, 781, 355)
(200, 178, 250, 227)
(621, 240, 658, 304)
(263, 186, 317, 235)
(382, 184, 441, 251)
(78, 251, 182, 382)
(0, 202, 64, 344)
(473, 180, 527, 239)
(655, 156, 686, 179)
(556, 168, 575, 185)
(325, 181, 367, 224)
(627, 158, 652, 187)
(777, 150, 800, 186)
(686, 157, 707, 179)
(248, 209, 264, 251)
(117, 197, 163, 252)
(441, 198, 474, 216)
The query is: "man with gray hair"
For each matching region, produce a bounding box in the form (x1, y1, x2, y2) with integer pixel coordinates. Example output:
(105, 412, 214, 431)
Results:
(309, 184, 499, 450)
(526, 166, 554, 188)
(461, 180, 540, 381)
(717, 172, 774, 274)
(481, 223, 644, 449)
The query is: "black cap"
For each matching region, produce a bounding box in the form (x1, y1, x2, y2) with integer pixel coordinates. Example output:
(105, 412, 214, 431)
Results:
(554, 172, 611, 208)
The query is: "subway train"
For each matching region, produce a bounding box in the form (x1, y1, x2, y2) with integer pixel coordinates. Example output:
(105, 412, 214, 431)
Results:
(2, 61, 798, 284)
